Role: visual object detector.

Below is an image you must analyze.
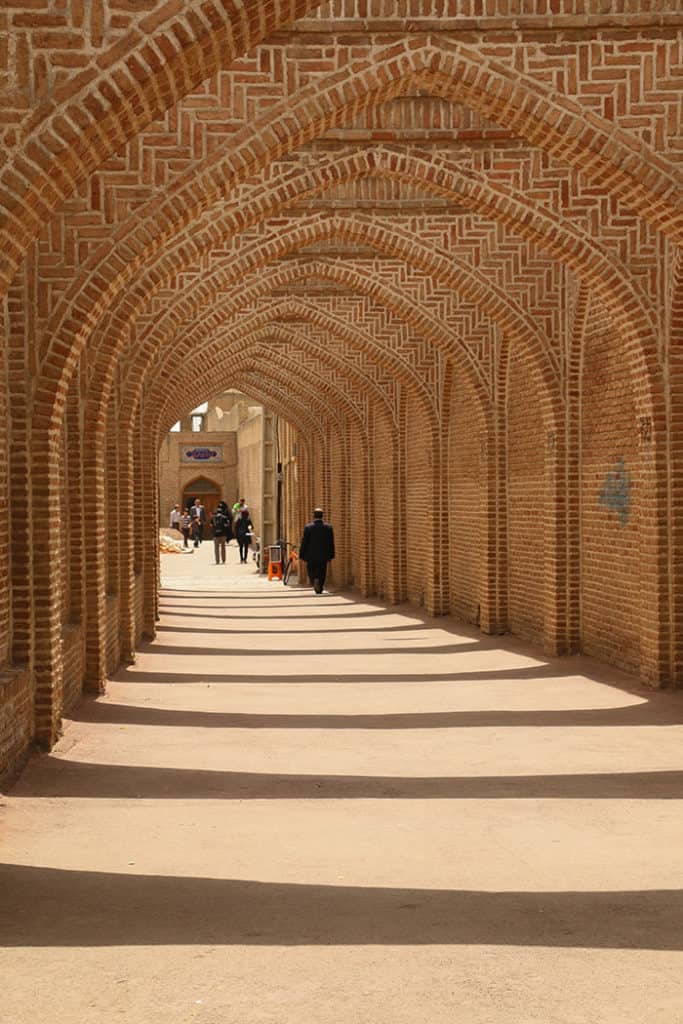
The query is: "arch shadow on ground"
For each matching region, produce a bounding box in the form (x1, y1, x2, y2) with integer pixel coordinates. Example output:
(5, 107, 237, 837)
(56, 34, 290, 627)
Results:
(0, 863, 680, 950)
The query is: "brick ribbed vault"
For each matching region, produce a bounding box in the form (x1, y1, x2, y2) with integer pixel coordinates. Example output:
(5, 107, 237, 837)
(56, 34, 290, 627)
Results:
(0, 0, 322, 292)
(1, 1, 683, 780)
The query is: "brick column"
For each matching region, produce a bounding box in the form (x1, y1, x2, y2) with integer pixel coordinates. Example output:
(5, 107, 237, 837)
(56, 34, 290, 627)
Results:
(670, 247, 683, 687)
(0, 298, 10, 666)
(141, 423, 159, 640)
(31, 425, 65, 746)
(104, 401, 121, 599)
(116, 405, 138, 664)
(337, 424, 352, 589)
(638, 425, 672, 686)
(480, 349, 507, 635)
(321, 424, 332, 515)
(7, 268, 35, 671)
(543, 416, 571, 656)
(540, 274, 573, 656)
(65, 371, 86, 630)
(295, 434, 312, 586)
(428, 413, 448, 617)
(562, 284, 588, 656)
(358, 418, 374, 598)
(81, 419, 108, 693)
(392, 395, 407, 605)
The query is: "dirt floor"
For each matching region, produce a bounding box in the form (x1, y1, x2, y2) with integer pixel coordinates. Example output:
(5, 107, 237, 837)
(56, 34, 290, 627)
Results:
(2, 538, 683, 1023)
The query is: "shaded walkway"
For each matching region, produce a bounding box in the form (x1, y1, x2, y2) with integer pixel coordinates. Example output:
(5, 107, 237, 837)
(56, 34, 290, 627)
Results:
(2, 541, 683, 1023)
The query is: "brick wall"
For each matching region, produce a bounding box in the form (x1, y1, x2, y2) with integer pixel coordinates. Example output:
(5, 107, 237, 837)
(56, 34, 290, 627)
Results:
(372, 410, 397, 603)
(237, 412, 264, 536)
(328, 424, 348, 588)
(581, 302, 640, 674)
(0, 299, 9, 666)
(348, 421, 363, 591)
(447, 365, 483, 625)
(0, 667, 32, 784)
(62, 625, 85, 714)
(507, 348, 545, 646)
(134, 574, 145, 646)
(158, 432, 238, 524)
(404, 391, 432, 608)
(105, 594, 120, 679)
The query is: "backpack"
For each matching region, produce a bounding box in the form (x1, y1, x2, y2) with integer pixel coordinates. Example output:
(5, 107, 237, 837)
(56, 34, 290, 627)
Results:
(213, 511, 227, 535)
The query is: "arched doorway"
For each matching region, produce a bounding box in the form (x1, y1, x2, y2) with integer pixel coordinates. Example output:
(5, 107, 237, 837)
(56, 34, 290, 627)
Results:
(182, 476, 222, 538)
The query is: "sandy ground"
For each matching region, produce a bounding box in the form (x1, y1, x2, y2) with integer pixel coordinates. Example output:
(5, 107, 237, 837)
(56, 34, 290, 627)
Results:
(2, 538, 683, 1024)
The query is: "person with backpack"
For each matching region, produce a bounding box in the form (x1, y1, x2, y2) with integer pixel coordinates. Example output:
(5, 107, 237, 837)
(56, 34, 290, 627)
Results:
(211, 501, 232, 565)
(234, 507, 253, 564)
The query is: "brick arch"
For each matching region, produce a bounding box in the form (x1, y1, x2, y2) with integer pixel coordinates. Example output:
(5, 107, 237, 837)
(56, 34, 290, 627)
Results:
(149, 315, 436, 603)
(153, 354, 389, 591)
(78, 260, 464, 667)
(155, 369, 326, 455)
(139, 143, 658, 346)
(154, 322, 395, 433)
(0, 0, 320, 295)
(131, 281, 449, 609)
(363, 147, 660, 390)
(440, 357, 493, 627)
(124, 213, 559, 418)
(155, 352, 363, 571)
(141, 298, 434, 428)
(158, 34, 676, 238)
(121, 256, 491, 442)
(151, 323, 380, 443)
(65, 347, 342, 696)
(26, 211, 557, 703)
(156, 336, 375, 445)
(34, 36, 679, 436)
(180, 474, 222, 496)
(92, 143, 659, 438)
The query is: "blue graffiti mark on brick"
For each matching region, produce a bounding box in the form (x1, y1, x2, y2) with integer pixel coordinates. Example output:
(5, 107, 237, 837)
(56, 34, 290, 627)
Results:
(599, 458, 631, 526)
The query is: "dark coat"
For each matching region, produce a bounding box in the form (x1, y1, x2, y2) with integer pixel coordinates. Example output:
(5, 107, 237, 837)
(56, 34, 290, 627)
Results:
(211, 508, 232, 538)
(235, 513, 252, 542)
(299, 520, 335, 565)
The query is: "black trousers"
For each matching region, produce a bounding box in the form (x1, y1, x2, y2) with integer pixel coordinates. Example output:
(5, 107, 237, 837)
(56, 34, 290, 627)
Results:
(238, 538, 250, 561)
(306, 561, 328, 590)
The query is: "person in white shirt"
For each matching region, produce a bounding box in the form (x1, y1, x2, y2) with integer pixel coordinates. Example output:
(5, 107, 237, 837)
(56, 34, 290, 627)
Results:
(191, 498, 206, 543)
(169, 504, 181, 531)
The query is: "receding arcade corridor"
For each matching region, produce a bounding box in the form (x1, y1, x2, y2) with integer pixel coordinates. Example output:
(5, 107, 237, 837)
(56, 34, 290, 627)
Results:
(2, 3, 683, 1019)
(2, 546, 683, 1023)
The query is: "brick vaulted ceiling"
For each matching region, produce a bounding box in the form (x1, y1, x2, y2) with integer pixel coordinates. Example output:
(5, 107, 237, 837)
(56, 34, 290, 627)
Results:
(3, 2, 680, 424)
(3, 9, 677, 431)
(1, 0, 683, 767)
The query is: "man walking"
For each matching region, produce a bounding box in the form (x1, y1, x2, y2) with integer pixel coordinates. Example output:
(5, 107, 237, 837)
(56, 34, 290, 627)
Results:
(211, 501, 232, 565)
(169, 504, 181, 531)
(180, 507, 192, 548)
(299, 508, 335, 594)
(191, 497, 205, 543)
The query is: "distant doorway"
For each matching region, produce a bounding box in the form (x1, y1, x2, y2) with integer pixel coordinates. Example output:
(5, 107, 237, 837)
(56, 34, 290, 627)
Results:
(182, 477, 221, 538)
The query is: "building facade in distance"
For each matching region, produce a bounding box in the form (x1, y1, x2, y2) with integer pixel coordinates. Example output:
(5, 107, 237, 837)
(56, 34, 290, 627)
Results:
(159, 392, 265, 537)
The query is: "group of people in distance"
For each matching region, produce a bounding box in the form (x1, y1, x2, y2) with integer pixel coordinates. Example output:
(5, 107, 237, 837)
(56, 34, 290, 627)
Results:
(168, 499, 336, 594)
(169, 497, 253, 564)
